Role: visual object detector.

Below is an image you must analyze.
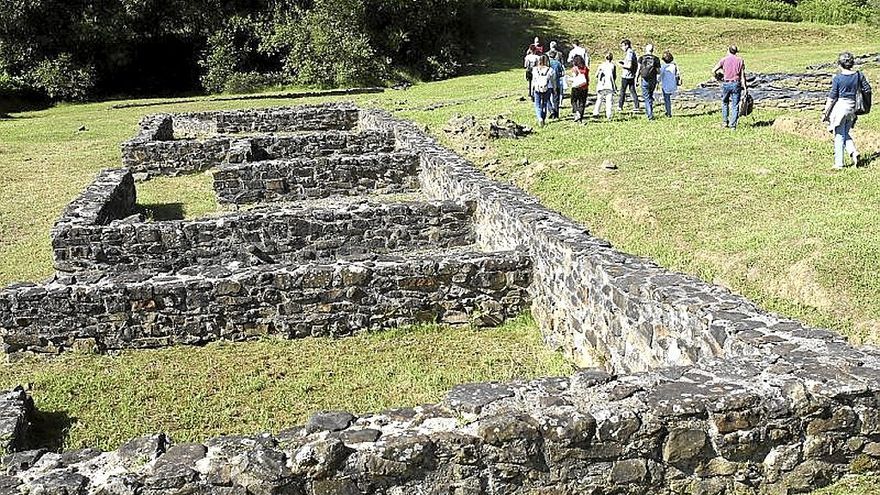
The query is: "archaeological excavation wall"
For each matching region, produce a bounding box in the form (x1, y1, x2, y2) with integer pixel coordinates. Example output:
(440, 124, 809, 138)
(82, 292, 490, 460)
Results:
(2, 103, 880, 495)
(52, 169, 475, 273)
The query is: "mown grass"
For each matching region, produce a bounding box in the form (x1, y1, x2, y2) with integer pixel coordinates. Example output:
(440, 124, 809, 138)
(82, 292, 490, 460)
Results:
(2, 9, 880, 492)
(0, 315, 572, 451)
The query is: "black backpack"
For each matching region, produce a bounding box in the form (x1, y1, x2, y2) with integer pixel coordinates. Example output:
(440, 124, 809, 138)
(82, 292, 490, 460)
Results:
(640, 55, 658, 80)
(739, 92, 754, 117)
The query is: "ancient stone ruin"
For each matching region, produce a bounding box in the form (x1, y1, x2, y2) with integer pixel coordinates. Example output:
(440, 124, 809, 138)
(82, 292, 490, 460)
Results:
(2, 103, 880, 494)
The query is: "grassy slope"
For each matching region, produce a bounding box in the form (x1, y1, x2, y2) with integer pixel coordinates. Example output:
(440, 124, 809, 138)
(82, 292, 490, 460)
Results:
(2, 9, 880, 490)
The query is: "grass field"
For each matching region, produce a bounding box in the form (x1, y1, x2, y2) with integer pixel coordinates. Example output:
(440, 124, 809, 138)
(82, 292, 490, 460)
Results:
(0, 315, 571, 450)
(2, 8, 880, 492)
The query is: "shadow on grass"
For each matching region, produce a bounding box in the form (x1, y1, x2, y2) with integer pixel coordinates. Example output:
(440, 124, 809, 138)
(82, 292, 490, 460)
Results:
(860, 151, 880, 167)
(467, 9, 568, 75)
(27, 410, 76, 452)
(140, 203, 186, 221)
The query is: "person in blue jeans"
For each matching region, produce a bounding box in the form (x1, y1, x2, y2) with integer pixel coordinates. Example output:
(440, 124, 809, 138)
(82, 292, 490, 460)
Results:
(637, 44, 661, 120)
(549, 56, 566, 119)
(713, 45, 748, 129)
(530, 55, 557, 126)
(822, 51, 873, 169)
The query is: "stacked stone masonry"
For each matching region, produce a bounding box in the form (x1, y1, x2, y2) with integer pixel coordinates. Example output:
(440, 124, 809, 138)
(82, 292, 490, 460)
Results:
(3, 103, 528, 357)
(52, 170, 475, 273)
(2, 251, 530, 356)
(120, 105, 381, 180)
(3, 104, 880, 494)
(213, 152, 420, 205)
(0, 389, 31, 455)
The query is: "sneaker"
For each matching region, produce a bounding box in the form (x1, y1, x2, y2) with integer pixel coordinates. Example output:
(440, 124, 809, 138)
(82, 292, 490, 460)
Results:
(720, 122, 729, 128)
(852, 152, 861, 167)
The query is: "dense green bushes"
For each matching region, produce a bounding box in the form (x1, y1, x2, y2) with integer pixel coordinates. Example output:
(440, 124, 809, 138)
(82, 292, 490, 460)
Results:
(491, 0, 878, 23)
(0, 0, 480, 102)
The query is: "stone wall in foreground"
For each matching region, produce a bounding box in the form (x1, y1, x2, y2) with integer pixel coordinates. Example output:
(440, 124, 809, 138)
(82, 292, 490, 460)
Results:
(213, 152, 420, 205)
(3, 343, 880, 494)
(52, 171, 475, 273)
(1, 251, 531, 357)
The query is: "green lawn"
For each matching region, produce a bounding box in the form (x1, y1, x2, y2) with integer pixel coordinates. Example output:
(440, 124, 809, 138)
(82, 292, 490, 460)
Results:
(2, 8, 880, 492)
(0, 315, 571, 451)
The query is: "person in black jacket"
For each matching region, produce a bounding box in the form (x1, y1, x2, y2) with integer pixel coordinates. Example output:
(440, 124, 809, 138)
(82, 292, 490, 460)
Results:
(638, 44, 661, 120)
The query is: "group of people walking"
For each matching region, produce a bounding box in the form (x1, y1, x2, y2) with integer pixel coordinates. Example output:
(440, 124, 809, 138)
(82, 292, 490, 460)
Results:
(524, 37, 684, 126)
(525, 38, 874, 169)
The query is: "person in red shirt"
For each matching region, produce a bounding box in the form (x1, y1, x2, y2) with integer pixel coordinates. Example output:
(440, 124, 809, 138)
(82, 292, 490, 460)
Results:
(526, 36, 544, 56)
(570, 54, 589, 122)
(712, 45, 749, 129)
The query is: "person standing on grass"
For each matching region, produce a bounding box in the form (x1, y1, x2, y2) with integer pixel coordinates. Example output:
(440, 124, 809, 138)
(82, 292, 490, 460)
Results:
(659, 50, 681, 117)
(713, 45, 748, 129)
(548, 41, 565, 64)
(618, 39, 640, 112)
(638, 44, 661, 120)
(531, 55, 557, 127)
(822, 51, 873, 170)
(524, 47, 540, 100)
(570, 54, 590, 122)
(567, 39, 589, 68)
(593, 51, 617, 120)
(527, 36, 544, 55)
(549, 54, 566, 119)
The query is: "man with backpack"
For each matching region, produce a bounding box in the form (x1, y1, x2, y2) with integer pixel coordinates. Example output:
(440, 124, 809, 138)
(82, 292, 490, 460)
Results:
(638, 44, 661, 120)
(712, 45, 749, 129)
(549, 55, 566, 119)
(531, 55, 557, 127)
(618, 39, 640, 112)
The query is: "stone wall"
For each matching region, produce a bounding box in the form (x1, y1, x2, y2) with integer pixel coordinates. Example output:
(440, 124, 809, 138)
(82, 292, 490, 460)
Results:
(213, 152, 420, 205)
(1, 251, 531, 357)
(53, 186, 476, 273)
(51, 168, 136, 233)
(0, 388, 31, 455)
(121, 104, 367, 180)
(121, 131, 396, 181)
(360, 109, 817, 374)
(4, 343, 880, 494)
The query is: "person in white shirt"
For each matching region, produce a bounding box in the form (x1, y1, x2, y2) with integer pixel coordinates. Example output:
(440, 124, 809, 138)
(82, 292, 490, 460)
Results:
(524, 47, 541, 100)
(659, 50, 681, 117)
(593, 52, 617, 120)
(567, 39, 589, 68)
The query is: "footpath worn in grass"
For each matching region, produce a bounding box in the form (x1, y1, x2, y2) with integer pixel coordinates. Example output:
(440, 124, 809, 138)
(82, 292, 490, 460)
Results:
(0, 315, 571, 451)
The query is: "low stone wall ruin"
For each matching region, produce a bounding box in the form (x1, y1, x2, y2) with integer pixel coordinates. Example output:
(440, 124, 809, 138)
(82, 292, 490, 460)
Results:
(121, 104, 368, 179)
(213, 152, 420, 205)
(0, 388, 31, 455)
(52, 169, 475, 273)
(1, 251, 531, 357)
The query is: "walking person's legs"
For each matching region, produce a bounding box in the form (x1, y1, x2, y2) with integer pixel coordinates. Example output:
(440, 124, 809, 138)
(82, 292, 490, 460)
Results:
(629, 79, 640, 111)
(834, 120, 848, 169)
(663, 92, 672, 117)
(729, 86, 742, 129)
(618, 78, 628, 110)
(592, 91, 602, 117)
(605, 92, 614, 119)
(721, 84, 732, 127)
(533, 90, 544, 124)
(642, 80, 655, 120)
(844, 118, 859, 165)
